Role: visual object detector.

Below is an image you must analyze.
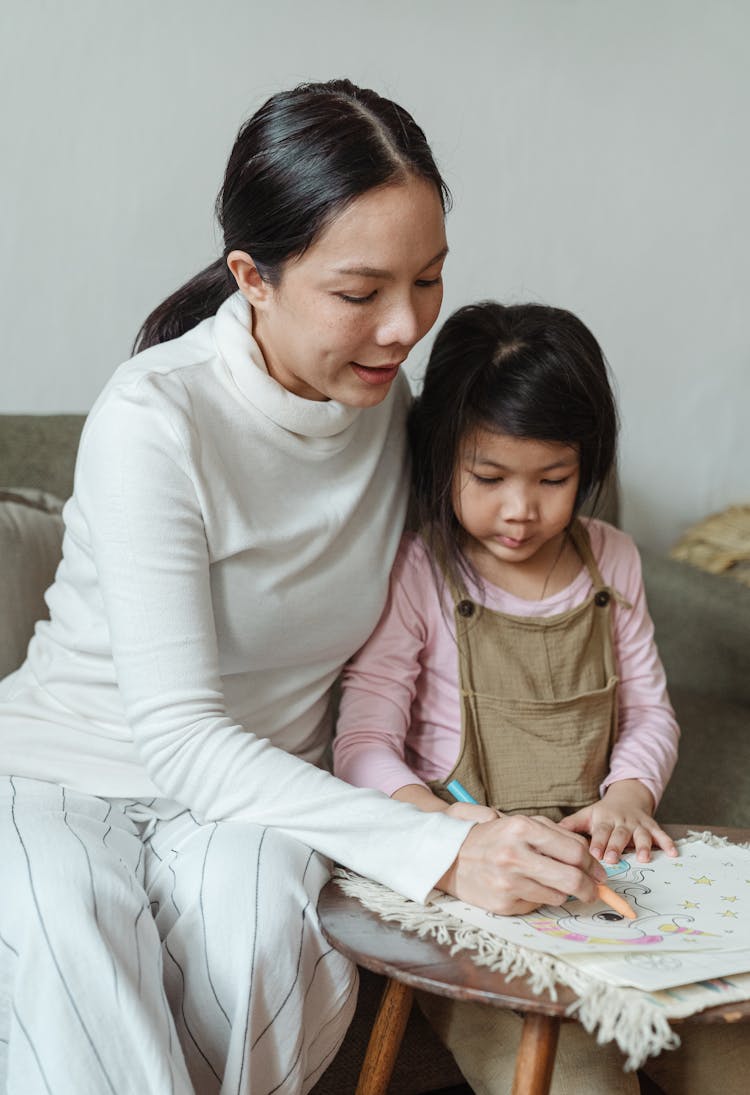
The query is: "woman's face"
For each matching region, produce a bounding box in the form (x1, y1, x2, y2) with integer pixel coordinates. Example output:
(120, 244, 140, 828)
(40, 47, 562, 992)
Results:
(238, 177, 448, 405)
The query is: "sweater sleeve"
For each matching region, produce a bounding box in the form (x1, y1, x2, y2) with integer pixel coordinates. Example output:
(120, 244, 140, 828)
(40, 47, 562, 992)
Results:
(594, 523, 680, 806)
(334, 536, 432, 796)
(74, 384, 473, 902)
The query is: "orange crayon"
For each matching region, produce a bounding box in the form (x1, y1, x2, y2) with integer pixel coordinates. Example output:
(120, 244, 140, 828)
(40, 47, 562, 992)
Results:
(596, 883, 636, 919)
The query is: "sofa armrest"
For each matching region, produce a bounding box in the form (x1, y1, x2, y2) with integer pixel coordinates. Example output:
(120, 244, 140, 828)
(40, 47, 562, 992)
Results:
(641, 551, 750, 827)
(640, 550, 750, 707)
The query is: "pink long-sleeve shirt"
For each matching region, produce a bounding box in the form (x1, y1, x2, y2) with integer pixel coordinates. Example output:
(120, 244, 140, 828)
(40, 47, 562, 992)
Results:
(334, 519, 679, 807)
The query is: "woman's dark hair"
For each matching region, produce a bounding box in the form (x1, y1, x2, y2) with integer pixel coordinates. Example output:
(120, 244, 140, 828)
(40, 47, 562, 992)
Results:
(409, 301, 619, 589)
(134, 78, 450, 352)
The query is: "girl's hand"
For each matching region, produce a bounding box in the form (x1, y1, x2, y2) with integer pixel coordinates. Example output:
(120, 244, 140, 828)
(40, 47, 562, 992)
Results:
(436, 814, 606, 915)
(445, 801, 501, 824)
(558, 779, 678, 864)
(392, 784, 499, 823)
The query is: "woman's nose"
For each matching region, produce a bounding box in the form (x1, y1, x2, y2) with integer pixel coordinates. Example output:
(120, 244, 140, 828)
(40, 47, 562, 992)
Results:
(374, 297, 422, 349)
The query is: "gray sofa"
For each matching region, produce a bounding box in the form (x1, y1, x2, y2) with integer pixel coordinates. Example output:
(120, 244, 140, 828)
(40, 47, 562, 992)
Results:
(1, 414, 749, 1094)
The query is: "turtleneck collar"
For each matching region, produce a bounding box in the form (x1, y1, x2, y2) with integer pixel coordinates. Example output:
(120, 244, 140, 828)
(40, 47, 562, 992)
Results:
(213, 291, 361, 439)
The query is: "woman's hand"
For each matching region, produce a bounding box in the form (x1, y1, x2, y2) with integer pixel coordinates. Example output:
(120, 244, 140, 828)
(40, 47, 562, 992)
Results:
(436, 814, 606, 915)
(558, 779, 678, 864)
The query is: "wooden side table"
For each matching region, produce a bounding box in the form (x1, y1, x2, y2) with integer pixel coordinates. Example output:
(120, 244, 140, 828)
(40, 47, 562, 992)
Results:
(317, 825, 750, 1095)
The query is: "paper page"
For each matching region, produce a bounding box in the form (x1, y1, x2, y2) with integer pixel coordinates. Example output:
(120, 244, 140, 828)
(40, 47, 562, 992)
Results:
(431, 841, 750, 964)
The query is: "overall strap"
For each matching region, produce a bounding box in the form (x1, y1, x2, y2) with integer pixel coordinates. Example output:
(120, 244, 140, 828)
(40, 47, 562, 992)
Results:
(421, 528, 471, 609)
(568, 519, 632, 609)
(568, 518, 606, 587)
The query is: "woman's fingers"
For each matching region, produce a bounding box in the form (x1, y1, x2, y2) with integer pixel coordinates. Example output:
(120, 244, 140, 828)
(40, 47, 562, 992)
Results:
(442, 814, 606, 914)
(485, 880, 573, 916)
(443, 806, 680, 916)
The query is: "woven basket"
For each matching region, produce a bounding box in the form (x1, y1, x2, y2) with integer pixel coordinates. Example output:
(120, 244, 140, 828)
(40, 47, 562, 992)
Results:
(671, 505, 750, 588)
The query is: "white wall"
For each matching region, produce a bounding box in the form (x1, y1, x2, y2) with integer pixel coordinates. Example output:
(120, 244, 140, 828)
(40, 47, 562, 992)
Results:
(2, 0, 748, 551)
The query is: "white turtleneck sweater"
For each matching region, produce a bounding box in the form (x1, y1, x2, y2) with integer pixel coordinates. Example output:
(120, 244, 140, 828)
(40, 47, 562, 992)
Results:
(0, 293, 473, 901)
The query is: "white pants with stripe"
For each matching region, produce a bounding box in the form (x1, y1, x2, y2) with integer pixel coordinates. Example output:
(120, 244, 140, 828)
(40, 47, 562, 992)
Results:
(0, 777, 358, 1095)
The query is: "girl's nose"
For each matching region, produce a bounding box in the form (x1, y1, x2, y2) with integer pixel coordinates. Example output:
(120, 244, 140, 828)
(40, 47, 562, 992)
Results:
(503, 486, 537, 521)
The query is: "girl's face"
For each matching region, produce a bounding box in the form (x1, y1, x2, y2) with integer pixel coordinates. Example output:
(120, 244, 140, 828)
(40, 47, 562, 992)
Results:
(452, 429, 580, 586)
(236, 177, 447, 406)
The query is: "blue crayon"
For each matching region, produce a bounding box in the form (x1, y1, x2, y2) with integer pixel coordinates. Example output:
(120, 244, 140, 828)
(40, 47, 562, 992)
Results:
(446, 779, 478, 804)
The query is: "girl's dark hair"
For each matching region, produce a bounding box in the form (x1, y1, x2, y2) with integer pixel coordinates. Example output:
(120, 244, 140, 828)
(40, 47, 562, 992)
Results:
(409, 301, 619, 589)
(134, 78, 450, 352)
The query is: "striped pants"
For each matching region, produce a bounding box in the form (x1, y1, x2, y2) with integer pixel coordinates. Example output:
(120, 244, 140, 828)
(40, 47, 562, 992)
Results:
(0, 777, 358, 1095)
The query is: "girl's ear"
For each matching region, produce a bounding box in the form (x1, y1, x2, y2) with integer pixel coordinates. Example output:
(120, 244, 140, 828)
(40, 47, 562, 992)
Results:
(226, 251, 272, 306)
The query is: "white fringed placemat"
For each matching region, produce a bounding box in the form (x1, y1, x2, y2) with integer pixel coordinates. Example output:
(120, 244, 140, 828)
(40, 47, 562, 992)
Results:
(334, 832, 750, 1070)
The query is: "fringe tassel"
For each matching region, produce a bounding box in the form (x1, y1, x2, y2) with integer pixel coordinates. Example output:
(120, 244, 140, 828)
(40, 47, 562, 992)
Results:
(334, 868, 681, 1069)
(685, 829, 750, 850)
(333, 834, 748, 1069)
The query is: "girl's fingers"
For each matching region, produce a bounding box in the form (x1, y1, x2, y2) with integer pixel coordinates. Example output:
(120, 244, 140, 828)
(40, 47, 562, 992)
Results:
(602, 823, 632, 863)
(651, 824, 679, 858)
(633, 825, 655, 862)
(602, 819, 678, 864)
(446, 802, 500, 823)
(557, 809, 588, 833)
(589, 822, 614, 860)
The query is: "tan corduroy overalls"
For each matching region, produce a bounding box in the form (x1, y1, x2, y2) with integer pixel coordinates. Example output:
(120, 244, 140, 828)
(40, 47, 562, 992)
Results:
(420, 523, 750, 1093)
(430, 520, 626, 820)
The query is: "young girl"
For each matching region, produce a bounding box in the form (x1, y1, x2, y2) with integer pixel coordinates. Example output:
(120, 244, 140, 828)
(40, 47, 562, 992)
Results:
(335, 301, 680, 861)
(334, 300, 701, 1091)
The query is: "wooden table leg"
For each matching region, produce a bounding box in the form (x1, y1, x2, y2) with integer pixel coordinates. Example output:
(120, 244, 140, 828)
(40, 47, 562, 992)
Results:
(355, 978, 414, 1095)
(511, 1012, 561, 1095)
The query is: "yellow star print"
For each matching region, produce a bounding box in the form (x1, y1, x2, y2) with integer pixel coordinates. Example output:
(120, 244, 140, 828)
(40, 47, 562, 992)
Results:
(680, 900, 700, 909)
(721, 896, 738, 903)
(721, 910, 738, 919)
(690, 875, 715, 886)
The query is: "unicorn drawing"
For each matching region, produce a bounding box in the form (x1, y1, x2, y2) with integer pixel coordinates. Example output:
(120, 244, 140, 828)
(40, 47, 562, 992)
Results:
(517, 866, 719, 947)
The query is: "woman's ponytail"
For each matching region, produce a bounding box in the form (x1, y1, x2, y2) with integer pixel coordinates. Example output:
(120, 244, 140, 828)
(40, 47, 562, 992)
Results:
(132, 258, 232, 353)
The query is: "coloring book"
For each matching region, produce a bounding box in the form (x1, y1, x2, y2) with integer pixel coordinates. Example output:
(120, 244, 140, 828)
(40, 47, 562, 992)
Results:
(334, 836, 750, 1068)
(430, 840, 750, 990)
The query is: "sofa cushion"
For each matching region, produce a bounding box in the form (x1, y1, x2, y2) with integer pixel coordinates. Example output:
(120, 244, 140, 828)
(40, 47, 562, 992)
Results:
(0, 489, 64, 680)
(0, 415, 84, 502)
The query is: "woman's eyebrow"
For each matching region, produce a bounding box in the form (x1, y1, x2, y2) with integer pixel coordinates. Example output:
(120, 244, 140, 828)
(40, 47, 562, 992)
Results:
(333, 246, 449, 280)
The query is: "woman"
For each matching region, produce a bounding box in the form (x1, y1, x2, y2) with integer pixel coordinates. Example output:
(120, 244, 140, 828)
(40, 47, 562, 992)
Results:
(0, 79, 602, 1095)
